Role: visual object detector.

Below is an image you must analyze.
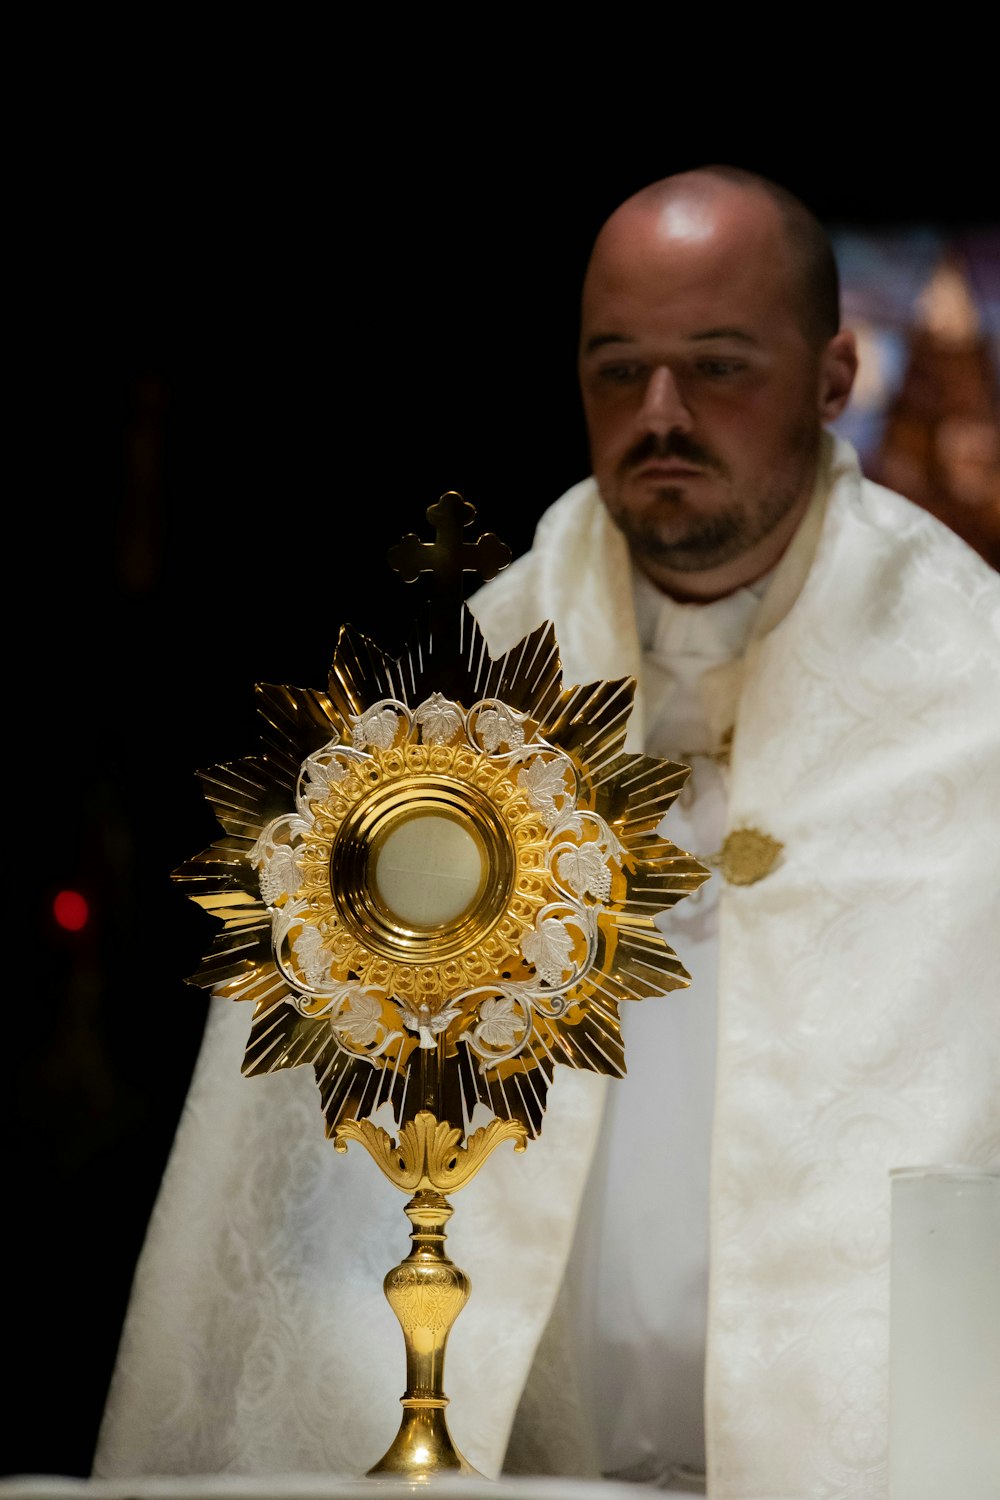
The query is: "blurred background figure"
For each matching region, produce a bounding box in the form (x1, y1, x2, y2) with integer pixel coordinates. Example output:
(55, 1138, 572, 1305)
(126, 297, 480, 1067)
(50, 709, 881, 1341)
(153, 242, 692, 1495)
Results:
(832, 228, 1000, 567)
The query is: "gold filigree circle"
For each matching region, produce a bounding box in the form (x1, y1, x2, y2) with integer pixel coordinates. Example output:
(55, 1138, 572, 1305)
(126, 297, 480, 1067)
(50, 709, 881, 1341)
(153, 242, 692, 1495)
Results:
(294, 741, 554, 1007)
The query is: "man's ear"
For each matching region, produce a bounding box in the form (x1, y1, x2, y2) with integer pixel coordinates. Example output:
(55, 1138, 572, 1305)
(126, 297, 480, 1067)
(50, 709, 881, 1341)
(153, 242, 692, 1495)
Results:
(818, 329, 859, 423)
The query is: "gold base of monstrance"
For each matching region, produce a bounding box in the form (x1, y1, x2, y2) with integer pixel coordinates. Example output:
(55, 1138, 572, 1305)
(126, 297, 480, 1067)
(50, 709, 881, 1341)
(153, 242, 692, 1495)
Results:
(174, 494, 707, 1480)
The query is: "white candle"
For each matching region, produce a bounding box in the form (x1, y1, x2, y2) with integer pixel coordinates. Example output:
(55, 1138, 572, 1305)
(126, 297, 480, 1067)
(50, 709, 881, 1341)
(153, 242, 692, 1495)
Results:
(889, 1165, 1000, 1500)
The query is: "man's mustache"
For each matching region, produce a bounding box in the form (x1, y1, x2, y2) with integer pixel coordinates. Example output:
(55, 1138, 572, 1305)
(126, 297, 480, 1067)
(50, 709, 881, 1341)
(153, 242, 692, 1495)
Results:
(620, 433, 726, 475)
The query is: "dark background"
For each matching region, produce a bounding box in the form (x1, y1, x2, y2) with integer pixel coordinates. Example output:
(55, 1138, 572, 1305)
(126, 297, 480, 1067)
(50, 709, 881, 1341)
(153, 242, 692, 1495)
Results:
(9, 81, 996, 1477)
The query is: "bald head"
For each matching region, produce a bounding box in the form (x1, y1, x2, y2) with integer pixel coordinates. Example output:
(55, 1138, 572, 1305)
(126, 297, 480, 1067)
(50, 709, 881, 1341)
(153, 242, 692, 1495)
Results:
(587, 166, 841, 350)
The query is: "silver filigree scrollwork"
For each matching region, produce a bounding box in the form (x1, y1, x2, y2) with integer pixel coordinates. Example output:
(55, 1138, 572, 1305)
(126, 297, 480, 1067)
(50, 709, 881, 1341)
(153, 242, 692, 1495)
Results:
(468, 699, 527, 754)
(297, 744, 360, 811)
(471, 991, 530, 1056)
(325, 988, 403, 1057)
(412, 692, 463, 746)
(249, 817, 310, 906)
(351, 699, 410, 751)
(548, 814, 625, 906)
(461, 899, 599, 1072)
(516, 753, 572, 828)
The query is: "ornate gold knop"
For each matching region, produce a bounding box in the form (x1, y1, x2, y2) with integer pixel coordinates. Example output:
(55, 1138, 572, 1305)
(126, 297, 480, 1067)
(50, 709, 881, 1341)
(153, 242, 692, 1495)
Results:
(335, 1109, 527, 1193)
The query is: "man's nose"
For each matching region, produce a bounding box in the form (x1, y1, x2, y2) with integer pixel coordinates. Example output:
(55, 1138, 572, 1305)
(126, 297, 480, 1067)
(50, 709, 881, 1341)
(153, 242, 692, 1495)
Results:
(638, 366, 692, 435)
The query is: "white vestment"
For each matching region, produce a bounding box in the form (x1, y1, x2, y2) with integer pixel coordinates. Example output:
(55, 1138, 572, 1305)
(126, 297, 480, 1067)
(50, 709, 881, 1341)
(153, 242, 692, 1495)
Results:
(553, 563, 775, 1487)
(95, 436, 1000, 1499)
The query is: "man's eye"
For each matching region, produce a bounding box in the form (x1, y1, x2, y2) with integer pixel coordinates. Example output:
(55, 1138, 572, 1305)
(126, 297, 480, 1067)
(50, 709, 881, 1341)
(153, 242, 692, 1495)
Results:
(696, 359, 744, 377)
(597, 363, 645, 384)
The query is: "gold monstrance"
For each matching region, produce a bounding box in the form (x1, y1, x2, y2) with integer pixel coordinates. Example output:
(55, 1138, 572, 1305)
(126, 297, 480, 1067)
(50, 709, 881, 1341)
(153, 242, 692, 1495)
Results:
(174, 493, 709, 1482)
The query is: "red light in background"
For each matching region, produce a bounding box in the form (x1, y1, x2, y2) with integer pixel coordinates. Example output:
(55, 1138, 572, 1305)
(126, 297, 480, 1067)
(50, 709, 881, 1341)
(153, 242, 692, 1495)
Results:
(54, 890, 90, 932)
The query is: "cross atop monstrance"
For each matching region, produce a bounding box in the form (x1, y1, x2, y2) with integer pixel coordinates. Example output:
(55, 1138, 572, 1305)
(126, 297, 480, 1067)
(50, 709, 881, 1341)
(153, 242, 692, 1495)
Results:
(175, 488, 706, 1482)
(388, 492, 512, 663)
(389, 491, 512, 596)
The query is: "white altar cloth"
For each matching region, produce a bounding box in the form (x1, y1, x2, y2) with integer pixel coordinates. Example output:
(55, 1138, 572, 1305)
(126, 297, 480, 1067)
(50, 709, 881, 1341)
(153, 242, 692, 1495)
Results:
(0, 1478, 701, 1500)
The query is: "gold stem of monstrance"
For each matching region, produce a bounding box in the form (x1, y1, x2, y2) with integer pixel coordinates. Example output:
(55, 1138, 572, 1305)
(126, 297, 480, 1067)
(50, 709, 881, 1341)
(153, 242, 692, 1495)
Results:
(174, 493, 707, 1481)
(336, 1104, 527, 1479)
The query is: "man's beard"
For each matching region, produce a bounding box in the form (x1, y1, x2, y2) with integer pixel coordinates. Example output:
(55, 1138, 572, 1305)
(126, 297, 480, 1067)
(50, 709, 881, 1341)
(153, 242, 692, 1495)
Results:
(606, 431, 816, 574)
(619, 484, 800, 572)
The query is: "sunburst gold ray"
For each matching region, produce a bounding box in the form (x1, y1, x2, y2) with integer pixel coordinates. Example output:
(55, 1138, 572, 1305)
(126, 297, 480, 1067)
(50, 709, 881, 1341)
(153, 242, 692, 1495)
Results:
(594, 752, 692, 829)
(214, 966, 290, 1008)
(537, 677, 633, 768)
(618, 875, 706, 928)
(195, 759, 287, 840)
(253, 684, 340, 782)
(188, 946, 273, 991)
(173, 836, 259, 886)
(328, 624, 410, 720)
(244, 996, 333, 1073)
(470, 619, 564, 721)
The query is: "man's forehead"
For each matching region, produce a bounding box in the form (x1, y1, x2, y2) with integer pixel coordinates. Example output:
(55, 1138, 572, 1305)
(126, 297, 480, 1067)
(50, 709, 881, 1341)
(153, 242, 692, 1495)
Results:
(582, 325, 761, 355)
(580, 240, 800, 348)
(580, 266, 783, 345)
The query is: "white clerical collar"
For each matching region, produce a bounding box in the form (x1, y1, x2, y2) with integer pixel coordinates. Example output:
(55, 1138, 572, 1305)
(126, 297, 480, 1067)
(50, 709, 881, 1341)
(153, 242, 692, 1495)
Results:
(632, 563, 775, 663)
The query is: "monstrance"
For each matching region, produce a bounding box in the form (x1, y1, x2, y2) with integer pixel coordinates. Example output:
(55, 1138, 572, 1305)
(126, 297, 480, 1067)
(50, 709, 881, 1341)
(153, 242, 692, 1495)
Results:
(173, 492, 709, 1482)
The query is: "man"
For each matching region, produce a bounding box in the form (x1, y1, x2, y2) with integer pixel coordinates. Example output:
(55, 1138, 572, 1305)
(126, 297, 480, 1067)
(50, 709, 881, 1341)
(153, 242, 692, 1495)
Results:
(95, 170, 999, 1497)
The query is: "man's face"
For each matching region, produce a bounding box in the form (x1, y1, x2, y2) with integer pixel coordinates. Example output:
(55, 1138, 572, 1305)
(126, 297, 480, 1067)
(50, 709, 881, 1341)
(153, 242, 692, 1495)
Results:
(578, 193, 836, 596)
